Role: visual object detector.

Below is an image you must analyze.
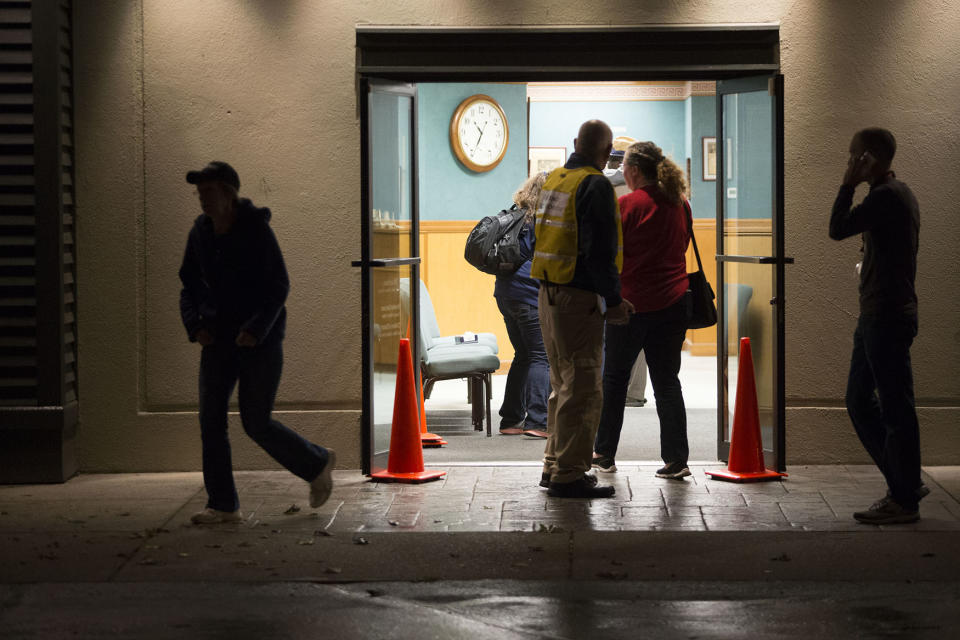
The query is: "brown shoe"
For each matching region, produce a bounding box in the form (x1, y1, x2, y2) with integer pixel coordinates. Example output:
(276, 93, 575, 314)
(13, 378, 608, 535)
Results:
(499, 427, 524, 435)
(522, 429, 548, 439)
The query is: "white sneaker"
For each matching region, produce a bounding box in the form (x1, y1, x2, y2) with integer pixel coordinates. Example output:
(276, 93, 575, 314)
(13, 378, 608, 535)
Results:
(309, 449, 336, 508)
(190, 507, 242, 525)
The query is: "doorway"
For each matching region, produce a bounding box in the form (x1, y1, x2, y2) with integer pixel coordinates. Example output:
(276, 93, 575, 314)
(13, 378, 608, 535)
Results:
(354, 26, 789, 476)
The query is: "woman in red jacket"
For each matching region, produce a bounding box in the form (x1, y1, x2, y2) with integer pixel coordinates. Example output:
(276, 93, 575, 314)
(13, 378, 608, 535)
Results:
(592, 142, 692, 480)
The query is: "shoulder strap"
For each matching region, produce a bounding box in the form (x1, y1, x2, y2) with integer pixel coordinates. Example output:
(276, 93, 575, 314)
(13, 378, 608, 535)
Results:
(683, 200, 705, 272)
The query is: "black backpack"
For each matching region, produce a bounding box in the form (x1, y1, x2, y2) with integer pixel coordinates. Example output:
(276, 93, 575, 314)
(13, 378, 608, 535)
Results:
(463, 205, 532, 275)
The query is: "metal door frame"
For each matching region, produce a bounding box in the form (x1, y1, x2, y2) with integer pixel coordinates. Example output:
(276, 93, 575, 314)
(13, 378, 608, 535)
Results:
(354, 79, 420, 475)
(355, 25, 784, 474)
(714, 74, 791, 471)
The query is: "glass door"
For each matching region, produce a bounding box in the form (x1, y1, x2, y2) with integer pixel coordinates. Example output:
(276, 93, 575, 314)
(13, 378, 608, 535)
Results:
(354, 80, 419, 475)
(715, 75, 792, 471)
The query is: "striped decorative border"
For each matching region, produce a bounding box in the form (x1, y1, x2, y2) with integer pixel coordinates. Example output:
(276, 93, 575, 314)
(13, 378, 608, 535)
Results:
(528, 81, 716, 102)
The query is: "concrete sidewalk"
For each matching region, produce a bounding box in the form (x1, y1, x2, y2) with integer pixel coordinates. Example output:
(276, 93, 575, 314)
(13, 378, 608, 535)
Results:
(2, 465, 959, 638)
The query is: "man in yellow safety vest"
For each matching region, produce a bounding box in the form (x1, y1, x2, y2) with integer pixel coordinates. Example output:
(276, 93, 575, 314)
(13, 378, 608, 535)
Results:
(532, 120, 634, 498)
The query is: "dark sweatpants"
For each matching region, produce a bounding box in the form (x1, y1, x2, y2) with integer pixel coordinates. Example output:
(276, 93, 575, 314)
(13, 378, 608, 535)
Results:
(845, 313, 922, 509)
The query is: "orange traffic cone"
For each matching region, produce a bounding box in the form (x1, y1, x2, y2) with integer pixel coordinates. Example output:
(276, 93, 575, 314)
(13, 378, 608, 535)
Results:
(418, 377, 447, 448)
(371, 339, 446, 483)
(706, 337, 787, 482)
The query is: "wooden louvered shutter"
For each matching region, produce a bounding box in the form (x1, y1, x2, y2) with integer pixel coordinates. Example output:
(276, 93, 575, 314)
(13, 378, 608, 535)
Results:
(0, 0, 78, 483)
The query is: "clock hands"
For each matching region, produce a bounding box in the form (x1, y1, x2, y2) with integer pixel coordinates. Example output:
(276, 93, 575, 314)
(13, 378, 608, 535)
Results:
(473, 120, 487, 154)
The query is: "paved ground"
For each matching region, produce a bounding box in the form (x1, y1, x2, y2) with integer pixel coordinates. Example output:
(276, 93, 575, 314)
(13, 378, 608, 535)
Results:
(2, 465, 959, 638)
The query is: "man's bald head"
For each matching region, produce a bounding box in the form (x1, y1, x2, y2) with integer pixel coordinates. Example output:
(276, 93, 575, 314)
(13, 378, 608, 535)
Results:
(574, 120, 613, 170)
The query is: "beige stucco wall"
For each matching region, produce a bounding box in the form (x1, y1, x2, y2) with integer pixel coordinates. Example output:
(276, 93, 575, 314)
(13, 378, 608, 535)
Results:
(74, 1, 960, 471)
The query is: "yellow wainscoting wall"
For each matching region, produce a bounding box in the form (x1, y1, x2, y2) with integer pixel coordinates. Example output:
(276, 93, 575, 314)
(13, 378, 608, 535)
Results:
(413, 219, 772, 376)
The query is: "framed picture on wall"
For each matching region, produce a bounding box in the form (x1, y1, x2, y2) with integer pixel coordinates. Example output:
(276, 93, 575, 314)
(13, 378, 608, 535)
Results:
(528, 146, 566, 177)
(702, 137, 717, 181)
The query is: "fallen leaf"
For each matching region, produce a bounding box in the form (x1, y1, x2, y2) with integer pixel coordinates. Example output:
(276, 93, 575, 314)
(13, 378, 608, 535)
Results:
(138, 558, 159, 566)
(204, 544, 222, 549)
(178, 552, 190, 558)
(283, 504, 301, 515)
(354, 537, 369, 545)
(297, 539, 314, 546)
(325, 567, 342, 574)
(537, 524, 564, 533)
(313, 530, 332, 537)
(388, 521, 399, 526)
(597, 570, 628, 580)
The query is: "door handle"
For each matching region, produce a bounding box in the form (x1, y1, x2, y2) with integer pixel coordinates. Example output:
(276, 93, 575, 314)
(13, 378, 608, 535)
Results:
(351, 258, 421, 268)
(716, 255, 795, 264)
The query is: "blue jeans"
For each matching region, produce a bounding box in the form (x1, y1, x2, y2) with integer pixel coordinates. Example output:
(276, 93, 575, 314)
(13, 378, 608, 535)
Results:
(846, 313, 921, 509)
(496, 297, 549, 430)
(199, 341, 329, 512)
(595, 296, 689, 464)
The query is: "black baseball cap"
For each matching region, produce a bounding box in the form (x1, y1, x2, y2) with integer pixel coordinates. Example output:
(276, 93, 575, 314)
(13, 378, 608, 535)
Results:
(186, 161, 240, 190)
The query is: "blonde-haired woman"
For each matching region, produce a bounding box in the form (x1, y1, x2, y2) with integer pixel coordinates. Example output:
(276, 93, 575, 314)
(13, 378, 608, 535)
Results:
(495, 172, 550, 438)
(592, 142, 693, 479)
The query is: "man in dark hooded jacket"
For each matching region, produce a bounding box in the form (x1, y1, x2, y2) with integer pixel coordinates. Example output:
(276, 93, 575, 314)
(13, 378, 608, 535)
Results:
(179, 161, 335, 524)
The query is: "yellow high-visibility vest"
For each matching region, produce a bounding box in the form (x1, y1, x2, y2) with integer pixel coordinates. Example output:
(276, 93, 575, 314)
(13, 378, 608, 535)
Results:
(531, 165, 623, 284)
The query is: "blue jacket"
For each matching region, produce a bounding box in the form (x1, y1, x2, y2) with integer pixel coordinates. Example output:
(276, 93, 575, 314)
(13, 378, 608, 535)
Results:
(179, 198, 289, 345)
(494, 217, 539, 306)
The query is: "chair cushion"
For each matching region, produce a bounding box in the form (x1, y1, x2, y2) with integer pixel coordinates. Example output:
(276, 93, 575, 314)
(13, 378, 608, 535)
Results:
(422, 345, 500, 378)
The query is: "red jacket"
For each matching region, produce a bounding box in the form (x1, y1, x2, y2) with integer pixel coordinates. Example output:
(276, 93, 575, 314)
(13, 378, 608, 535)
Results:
(618, 186, 690, 313)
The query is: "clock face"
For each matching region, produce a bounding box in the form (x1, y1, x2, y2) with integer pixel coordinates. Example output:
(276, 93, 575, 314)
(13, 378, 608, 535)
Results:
(451, 95, 509, 172)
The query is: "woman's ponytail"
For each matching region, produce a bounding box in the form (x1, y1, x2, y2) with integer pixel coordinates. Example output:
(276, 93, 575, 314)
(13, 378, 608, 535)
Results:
(657, 156, 688, 206)
(624, 141, 688, 206)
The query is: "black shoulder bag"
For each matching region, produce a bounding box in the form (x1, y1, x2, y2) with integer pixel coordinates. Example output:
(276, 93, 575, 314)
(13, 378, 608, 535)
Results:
(684, 201, 718, 329)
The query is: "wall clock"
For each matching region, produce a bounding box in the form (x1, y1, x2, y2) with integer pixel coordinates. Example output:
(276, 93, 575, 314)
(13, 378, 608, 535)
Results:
(449, 94, 509, 173)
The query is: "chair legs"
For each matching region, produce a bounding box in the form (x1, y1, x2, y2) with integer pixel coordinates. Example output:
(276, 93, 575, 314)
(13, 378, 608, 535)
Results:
(485, 372, 492, 437)
(468, 374, 493, 436)
(424, 373, 494, 436)
(470, 376, 484, 432)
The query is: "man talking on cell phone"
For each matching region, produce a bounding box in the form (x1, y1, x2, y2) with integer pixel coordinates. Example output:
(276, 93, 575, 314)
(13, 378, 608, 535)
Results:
(829, 128, 925, 525)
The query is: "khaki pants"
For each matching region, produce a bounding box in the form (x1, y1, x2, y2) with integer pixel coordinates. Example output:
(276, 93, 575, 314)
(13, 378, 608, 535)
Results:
(539, 285, 605, 483)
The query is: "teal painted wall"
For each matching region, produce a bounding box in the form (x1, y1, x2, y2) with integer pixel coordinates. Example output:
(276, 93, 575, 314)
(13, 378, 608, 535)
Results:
(370, 91, 412, 223)
(528, 100, 686, 168)
(727, 90, 773, 220)
(416, 83, 528, 221)
(413, 86, 758, 222)
(529, 97, 721, 219)
(689, 95, 717, 219)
